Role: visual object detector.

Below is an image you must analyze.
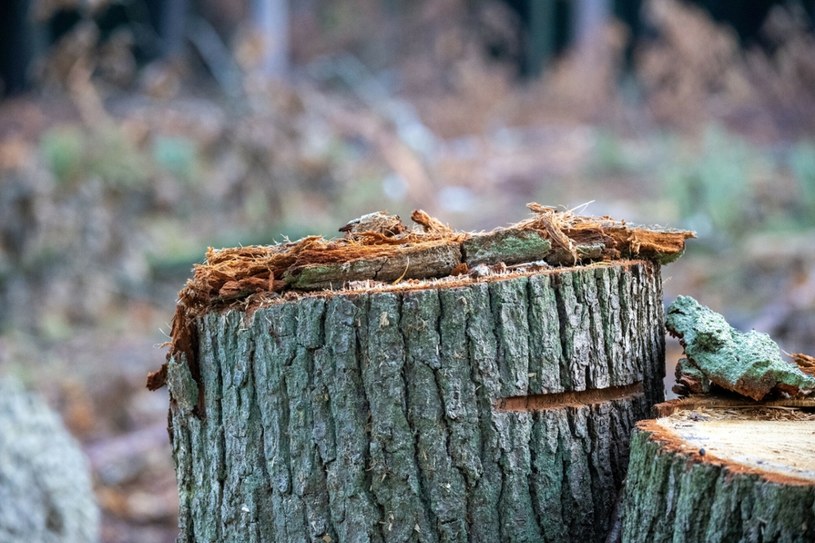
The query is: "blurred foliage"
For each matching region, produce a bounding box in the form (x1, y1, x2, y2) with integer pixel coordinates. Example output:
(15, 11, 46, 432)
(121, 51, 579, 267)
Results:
(41, 124, 149, 189)
(790, 141, 815, 218)
(660, 126, 815, 242)
(1, 0, 813, 337)
(150, 136, 199, 182)
(663, 126, 758, 241)
(39, 126, 83, 182)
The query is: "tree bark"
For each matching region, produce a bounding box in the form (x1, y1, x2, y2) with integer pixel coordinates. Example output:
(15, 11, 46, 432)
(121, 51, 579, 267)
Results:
(621, 401, 815, 543)
(168, 260, 666, 542)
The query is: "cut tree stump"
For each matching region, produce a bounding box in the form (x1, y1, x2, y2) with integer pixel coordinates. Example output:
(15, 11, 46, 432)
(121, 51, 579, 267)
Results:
(153, 206, 694, 542)
(621, 400, 815, 543)
(166, 260, 664, 542)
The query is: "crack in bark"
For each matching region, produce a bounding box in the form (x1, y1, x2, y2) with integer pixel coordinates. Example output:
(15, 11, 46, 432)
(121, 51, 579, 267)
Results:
(552, 275, 573, 391)
(496, 383, 645, 412)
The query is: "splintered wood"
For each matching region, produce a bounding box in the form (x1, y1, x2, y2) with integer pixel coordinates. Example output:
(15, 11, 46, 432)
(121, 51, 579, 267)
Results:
(147, 204, 694, 391)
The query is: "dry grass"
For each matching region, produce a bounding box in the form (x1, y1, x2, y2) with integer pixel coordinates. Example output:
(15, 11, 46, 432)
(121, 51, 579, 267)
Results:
(638, 0, 815, 136)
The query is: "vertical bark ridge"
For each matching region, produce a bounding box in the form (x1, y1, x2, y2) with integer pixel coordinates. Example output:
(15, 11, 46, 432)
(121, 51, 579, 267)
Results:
(322, 296, 381, 542)
(595, 266, 625, 388)
(490, 278, 532, 397)
(441, 285, 490, 542)
(466, 282, 504, 543)
(294, 297, 332, 541)
(253, 305, 296, 540)
(171, 261, 665, 542)
(402, 289, 467, 542)
(526, 274, 564, 394)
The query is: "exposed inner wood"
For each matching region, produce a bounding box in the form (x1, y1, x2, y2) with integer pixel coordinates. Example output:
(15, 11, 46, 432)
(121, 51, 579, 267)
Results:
(497, 382, 644, 412)
(623, 408, 815, 542)
(645, 409, 815, 485)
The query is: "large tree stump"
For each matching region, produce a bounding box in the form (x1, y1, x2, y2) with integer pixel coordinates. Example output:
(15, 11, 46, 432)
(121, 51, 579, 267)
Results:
(621, 400, 815, 543)
(166, 259, 665, 542)
(153, 206, 694, 542)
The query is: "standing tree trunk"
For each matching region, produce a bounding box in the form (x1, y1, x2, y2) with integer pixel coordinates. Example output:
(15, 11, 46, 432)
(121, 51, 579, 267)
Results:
(622, 399, 815, 543)
(167, 259, 666, 543)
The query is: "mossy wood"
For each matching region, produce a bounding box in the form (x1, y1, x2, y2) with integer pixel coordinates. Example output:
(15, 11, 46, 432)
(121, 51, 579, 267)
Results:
(621, 401, 815, 543)
(168, 260, 666, 543)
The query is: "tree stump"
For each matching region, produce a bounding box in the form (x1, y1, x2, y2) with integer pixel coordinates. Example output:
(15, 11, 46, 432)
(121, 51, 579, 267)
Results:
(621, 399, 815, 543)
(166, 260, 666, 542)
(152, 206, 694, 542)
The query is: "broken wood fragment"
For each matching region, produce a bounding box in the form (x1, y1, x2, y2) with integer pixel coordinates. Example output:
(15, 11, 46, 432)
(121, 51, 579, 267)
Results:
(411, 208, 452, 233)
(652, 395, 815, 417)
(666, 295, 815, 401)
(283, 240, 461, 289)
(339, 211, 407, 237)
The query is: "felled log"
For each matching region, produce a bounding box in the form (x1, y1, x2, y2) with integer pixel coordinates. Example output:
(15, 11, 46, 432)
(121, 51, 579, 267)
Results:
(622, 399, 815, 543)
(154, 206, 693, 542)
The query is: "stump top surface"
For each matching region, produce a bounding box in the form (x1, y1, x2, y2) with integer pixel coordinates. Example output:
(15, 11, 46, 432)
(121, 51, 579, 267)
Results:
(651, 408, 815, 485)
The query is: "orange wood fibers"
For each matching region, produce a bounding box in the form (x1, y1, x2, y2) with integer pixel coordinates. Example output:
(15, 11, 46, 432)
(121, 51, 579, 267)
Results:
(496, 382, 644, 412)
(639, 410, 815, 487)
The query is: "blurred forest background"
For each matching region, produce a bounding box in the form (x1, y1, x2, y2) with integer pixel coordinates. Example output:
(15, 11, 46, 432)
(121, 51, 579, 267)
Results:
(1, 0, 814, 541)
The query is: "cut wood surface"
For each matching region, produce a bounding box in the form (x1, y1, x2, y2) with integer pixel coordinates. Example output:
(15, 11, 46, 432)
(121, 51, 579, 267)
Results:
(167, 260, 667, 542)
(622, 400, 815, 543)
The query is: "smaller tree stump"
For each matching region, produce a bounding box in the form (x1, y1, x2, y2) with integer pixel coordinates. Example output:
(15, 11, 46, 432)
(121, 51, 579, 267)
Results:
(622, 399, 815, 543)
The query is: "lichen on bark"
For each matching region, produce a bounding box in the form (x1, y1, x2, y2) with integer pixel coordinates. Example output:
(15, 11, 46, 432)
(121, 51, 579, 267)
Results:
(666, 295, 815, 400)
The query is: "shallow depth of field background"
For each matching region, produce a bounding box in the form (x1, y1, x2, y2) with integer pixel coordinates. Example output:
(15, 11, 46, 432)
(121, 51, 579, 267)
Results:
(1, 1, 814, 541)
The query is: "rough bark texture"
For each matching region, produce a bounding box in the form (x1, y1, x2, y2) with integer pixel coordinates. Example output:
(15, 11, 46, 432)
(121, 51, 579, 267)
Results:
(0, 378, 99, 543)
(622, 423, 815, 543)
(169, 260, 665, 543)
